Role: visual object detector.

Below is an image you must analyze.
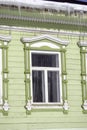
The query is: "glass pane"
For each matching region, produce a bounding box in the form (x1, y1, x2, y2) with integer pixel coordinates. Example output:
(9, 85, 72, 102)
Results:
(32, 71, 45, 102)
(48, 71, 60, 102)
(32, 53, 59, 67)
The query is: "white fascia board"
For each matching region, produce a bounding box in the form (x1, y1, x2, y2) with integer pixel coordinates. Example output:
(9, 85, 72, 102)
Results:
(77, 41, 87, 47)
(21, 35, 69, 46)
(0, 35, 11, 42)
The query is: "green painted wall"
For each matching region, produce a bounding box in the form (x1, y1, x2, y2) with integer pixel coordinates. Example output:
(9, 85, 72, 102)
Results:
(0, 28, 87, 130)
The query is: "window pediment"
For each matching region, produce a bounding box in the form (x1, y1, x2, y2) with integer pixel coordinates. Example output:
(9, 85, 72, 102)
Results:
(21, 35, 69, 47)
(30, 42, 60, 49)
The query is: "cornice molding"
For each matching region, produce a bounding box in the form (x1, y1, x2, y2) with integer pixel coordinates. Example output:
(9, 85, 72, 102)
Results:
(0, 35, 11, 42)
(21, 35, 69, 46)
(0, 25, 87, 37)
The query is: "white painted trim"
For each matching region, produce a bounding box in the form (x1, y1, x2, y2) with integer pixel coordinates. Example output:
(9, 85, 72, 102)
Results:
(0, 35, 11, 42)
(4, 41, 8, 46)
(78, 41, 87, 47)
(31, 105, 63, 109)
(30, 50, 63, 106)
(45, 70, 48, 103)
(32, 67, 60, 71)
(63, 100, 69, 110)
(31, 42, 60, 49)
(1, 25, 87, 37)
(86, 54, 87, 81)
(3, 100, 9, 111)
(0, 49, 2, 105)
(26, 100, 31, 111)
(82, 100, 87, 110)
(21, 35, 69, 46)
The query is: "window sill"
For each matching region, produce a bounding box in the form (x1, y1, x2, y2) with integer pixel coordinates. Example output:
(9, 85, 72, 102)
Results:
(32, 106, 63, 110)
(26, 103, 68, 113)
(31, 103, 63, 109)
(26, 100, 69, 112)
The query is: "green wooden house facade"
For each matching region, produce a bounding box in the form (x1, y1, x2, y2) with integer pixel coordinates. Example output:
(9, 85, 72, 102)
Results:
(0, 0, 87, 130)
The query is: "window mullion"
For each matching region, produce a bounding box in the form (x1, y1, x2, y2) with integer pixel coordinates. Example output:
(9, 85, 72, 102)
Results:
(45, 70, 48, 103)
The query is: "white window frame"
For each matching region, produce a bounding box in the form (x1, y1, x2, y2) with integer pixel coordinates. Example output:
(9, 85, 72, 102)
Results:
(86, 54, 87, 79)
(30, 50, 63, 106)
(85, 54, 87, 103)
(86, 54, 87, 83)
(86, 54, 87, 80)
(0, 49, 2, 105)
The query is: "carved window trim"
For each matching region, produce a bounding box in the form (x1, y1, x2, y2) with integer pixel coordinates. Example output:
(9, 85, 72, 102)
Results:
(0, 35, 11, 112)
(78, 41, 87, 111)
(21, 35, 69, 114)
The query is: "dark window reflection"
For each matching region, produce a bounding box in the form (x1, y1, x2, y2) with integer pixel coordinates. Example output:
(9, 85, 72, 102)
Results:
(32, 53, 59, 67)
(32, 71, 45, 102)
(48, 71, 60, 102)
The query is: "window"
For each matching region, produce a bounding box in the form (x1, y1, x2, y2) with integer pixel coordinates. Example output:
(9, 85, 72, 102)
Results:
(21, 34, 69, 112)
(30, 51, 62, 104)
